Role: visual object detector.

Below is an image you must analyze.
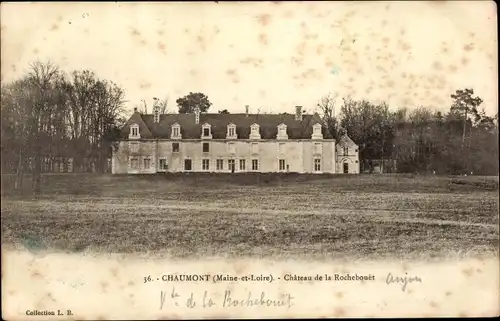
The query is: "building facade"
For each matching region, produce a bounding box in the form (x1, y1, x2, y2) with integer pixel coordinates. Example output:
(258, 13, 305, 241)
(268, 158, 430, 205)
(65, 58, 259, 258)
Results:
(112, 106, 360, 174)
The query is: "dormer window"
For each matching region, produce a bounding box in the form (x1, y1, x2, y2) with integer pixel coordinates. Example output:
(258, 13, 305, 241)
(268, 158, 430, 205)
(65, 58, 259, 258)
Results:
(201, 123, 212, 139)
(312, 123, 323, 140)
(129, 124, 140, 139)
(171, 123, 181, 139)
(250, 123, 261, 140)
(227, 123, 237, 139)
(277, 123, 288, 140)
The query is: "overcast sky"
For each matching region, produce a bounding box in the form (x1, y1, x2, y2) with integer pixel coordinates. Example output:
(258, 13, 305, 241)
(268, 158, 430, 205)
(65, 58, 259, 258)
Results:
(1, 1, 497, 116)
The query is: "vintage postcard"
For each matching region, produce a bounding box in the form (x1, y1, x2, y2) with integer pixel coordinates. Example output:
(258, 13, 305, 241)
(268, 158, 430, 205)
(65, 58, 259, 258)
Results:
(1, 1, 499, 319)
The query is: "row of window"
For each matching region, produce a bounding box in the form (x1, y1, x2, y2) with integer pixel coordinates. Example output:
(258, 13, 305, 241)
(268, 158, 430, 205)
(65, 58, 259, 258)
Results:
(130, 157, 323, 172)
(129, 142, 328, 154)
(129, 122, 324, 140)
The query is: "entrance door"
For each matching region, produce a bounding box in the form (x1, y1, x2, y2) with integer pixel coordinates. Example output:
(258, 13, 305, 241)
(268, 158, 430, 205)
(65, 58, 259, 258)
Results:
(343, 162, 349, 174)
(228, 159, 235, 173)
(184, 159, 192, 171)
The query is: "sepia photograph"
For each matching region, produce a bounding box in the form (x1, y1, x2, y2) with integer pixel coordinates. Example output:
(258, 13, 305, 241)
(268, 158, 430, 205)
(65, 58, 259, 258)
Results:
(1, 1, 499, 319)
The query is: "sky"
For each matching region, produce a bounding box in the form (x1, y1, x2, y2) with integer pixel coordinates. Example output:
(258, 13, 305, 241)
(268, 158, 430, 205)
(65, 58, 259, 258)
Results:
(1, 1, 498, 116)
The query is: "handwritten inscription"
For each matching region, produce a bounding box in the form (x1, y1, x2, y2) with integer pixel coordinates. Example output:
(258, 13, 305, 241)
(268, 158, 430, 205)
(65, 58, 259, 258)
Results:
(159, 288, 294, 310)
(386, 273, 423, 292)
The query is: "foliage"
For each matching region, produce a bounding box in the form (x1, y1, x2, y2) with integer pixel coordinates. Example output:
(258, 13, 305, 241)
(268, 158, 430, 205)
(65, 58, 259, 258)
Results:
(176, 92, 212, 114)
(1, 61, 126, 194)
(218, 109, 230, 114)
(319, 90, 497, 175)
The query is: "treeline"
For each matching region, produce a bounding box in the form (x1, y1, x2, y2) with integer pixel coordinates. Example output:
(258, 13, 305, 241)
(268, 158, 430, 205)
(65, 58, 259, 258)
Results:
(319, 90, 498, 175)
(1, 61, 498, 195)
(1, 61, 126, 194)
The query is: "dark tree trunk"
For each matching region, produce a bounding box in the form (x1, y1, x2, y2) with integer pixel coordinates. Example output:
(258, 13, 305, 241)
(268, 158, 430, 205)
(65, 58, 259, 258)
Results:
(14, 150, 25, 194)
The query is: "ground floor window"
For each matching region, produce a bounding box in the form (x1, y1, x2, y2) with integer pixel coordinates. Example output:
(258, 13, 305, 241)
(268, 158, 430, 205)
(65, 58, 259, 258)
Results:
(130, 157, 139, 170)
(159, 158, 168, 170)
(314, 158, 321, 171)
(184, 159, 192, 171)
(228, 159, 235, 173)
(239, 159, 246, 171)
(279, 159, 286, 171)
(252, 159, 259, 171)
(143, 157, 151, 169)
(202, 159, 210, 170)
(216, 159, 224, 170)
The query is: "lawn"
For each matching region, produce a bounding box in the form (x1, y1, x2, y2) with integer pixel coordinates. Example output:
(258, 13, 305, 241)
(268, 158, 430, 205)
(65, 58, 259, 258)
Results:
(1, 173, 498, 261)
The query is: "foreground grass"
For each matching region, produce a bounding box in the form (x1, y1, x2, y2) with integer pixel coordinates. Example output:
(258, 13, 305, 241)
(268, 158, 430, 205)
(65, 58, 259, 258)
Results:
(1, 174, 499, 261)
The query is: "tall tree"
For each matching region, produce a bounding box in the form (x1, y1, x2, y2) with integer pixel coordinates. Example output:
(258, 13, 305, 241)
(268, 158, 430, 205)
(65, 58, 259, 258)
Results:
(1, 61, 126, 194)
(27, 61, 63, 195)
(176, 92, 212, 114)
(450, 88, 483, 145)
(317, 93, 340, 140)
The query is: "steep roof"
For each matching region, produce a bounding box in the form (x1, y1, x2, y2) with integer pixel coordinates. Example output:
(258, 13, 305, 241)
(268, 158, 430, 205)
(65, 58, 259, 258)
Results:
(119, 112, 334, 139)
(337, 134, 358, 147)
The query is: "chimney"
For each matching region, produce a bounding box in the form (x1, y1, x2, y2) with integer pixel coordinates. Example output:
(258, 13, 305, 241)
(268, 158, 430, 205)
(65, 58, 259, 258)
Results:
(194, 107, 200, 124)
(245, 105, 249, 117)
(153, 98, 160, 123)
(153, 107, 160, 123)
(295, 106, 302, 121)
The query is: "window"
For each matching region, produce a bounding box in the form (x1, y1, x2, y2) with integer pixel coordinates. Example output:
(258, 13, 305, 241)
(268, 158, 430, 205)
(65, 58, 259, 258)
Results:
(228, 143, 236, 154)
(202, 159, 210, 170)
(171, 124, 181, 139)
(129, 124, 140, 139)
(279, 159, 286, 171)
(172, 143, 180, 153)
(251, 143, 259, 154)
(228, 159, 235, 172)
(159, 158, 168, 170)
(131, 127, 138, 136)
(129, 142, 139, 153)
(201, 123, 212, 138)
(202, 142, 209, 153)
(130, 157, 139, 169)
(184, 159, 192, 171)
(216, 159, 224, 170)
(143, 158, 151, 169)
(314, 158, 321, 171)
(343, 146, 348, 155)
(227, 124, 237, 138)
(252, 159, 259, 171)
(239, 159, 246, 171)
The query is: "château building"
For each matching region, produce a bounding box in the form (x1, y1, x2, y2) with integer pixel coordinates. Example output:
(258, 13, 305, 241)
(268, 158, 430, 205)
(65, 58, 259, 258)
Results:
(111, 105, 360, 174)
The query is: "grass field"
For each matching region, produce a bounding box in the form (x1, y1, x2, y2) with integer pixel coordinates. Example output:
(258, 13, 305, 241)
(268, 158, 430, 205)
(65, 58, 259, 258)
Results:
(1, 173, 499, 261)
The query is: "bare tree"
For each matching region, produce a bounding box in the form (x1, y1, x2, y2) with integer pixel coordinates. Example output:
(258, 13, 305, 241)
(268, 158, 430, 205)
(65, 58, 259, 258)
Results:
(27, 61, 62, 195)
(317, 93, 340, 140)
